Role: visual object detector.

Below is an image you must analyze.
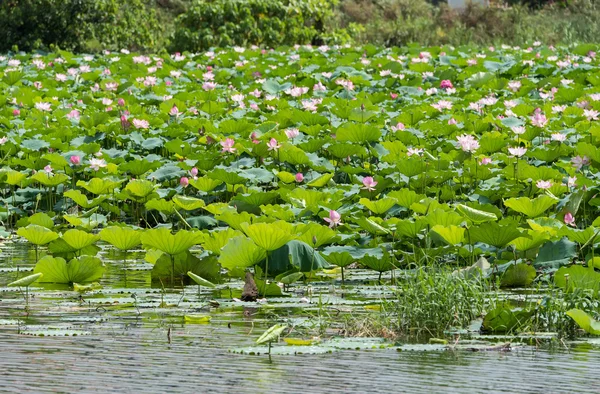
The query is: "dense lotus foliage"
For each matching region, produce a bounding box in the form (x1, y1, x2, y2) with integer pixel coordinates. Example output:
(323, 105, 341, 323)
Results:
(2, 43, 600, 301)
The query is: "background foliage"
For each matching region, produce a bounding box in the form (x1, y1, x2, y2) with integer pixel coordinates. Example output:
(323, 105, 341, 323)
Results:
(0, 0, 598, 52)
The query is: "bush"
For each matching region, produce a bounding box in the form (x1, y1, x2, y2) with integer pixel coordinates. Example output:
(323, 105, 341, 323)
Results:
(0, 0, 163, 52)
(170, 0, 339, 51)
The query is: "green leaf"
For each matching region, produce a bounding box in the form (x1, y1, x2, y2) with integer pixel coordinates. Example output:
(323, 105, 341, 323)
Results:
(27, 213, 54, 229)
(307, 173, 333, 188)
(456, 204, 497, 224)
(17, 224, 59, 246)
(219, 236, 267, 270)
(100, 226, 142, 251)
(187, 271, 216, 288)
(268, 241, 330, 273)
(500, 263, 536, 287)
(535, 238, 577, 269)
(125, 179, 156, 198)
(256, 324, 287, 345)
(34, 255, 105, 284)
(359, 197, 397, 215)
(173, 195, 205, 211)
(62, 229, 100, 251)
(481, 305, 534, 333)
(141, 228, 203, 256)
(504, 195, 558, 217)
(470, 222, 523, 248)
(241, 222, 293, 251)
(554, 265, 600, 292)
(431, 225, 465, 246)
(336, 123, 381, 143)
(64, 189, 107, 209)
(8, 273, 43, 287)
(77, 178, 124, 195)
(566, 309, 600, 335)
(146, 199, 175, 214)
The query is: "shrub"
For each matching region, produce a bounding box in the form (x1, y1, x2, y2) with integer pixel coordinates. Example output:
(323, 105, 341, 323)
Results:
(170, 0, 339, 51)
(0, 0, 163, 53)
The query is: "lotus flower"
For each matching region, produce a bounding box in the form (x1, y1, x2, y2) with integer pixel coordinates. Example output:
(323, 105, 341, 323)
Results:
(362, 176, 378, 191)
(70, 155, 81, 165)
(180, 177, 189, 187)
(508, 147, 527, 157)
(220, 138, 236, 153)
(564, 213, 576, 227)
(267, 138, 281, 151)
(456, 134, 480, 153)
(324, 210, 342, 228)
(295, 173, 304, 182)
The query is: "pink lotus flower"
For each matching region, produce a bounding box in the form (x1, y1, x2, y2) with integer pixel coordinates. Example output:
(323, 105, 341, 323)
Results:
(536, 180, 552, 189)
(35, 102, 52, 112)
(531, 112, 548, 127)
(508, 81, 521, 92)
(89, 158, 107, 171)
(456, 134, 480, 153)
(512, 126, 526, 135)
(202, 82, 217, 91)
(448, 118, 457, 125)
(189, 167, 198, 177)
(169, 105, 181, 117)
(66, 109, 80, 120)
(440, 80, 453, 89)
(43, 165, 53, 174)
(508, 147, 527, 157)
(551, 133, 566, 142)
(295, 173, 304, 182)
(180, 177, 189, 187)
(0, 137, 8, 145)
(564, 212, 576, 227)
(267, 138, 281, 151)
(70, 155, 81, 165)
(407, 147, 423, 157)
(132, 119, 149, 129)
(285, 128, 300, 139)
(324, 210, 342, 228)
(390, 93, 398, 99)
(572, 155, 590, 170)
(584, 109, 600, 121)
(12, 109, 20, 116)
(391, 122, 405, 132)
(118, 98, 125, 106)
(220, 138, 236, 153)
(362, 176, 378, 191)
(480, 157, 492, 165)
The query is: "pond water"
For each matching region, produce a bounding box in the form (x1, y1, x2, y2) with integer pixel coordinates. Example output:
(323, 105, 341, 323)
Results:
(1, 241, 599, 393)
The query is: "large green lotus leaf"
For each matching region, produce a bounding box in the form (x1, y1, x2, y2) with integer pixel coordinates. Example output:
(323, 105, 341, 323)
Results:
(295, 223, 338, 248)
(431, 225, 465, 246)
(456, 204, 497, 224)
(215, 211, 254, 231)
(241, 222, 293, 251)
(284, 188, 324, 209)
(8, 273, 43, 287)
(504, 195, 558, 217)
(352, 216, 390, 235)
(559, 226, 597, 245)
(387, 189, 424, 209)
(359, 197, 397, 215)
(27, 212, 54, 229)
(17, 224, 59, 246)
(119, 159, 161, 176)
(527, 218, 562, 237)
(566, 309, 600, 335)
(307, 173, 333, 188)
(151, 252, 220, 284)
(361, 250, 395, 273)
(31, 172, 69, 187)
(278, 144, 311, 166)
(266, 240, 330, 274)
(510, 230, 549, 251)
(327, 143, 367, 159)
(393, 219, 427, 238)
(535, 238, 577, 269)
(125, 179, 156, 198)
(336, 123, 381, 143)
(64, 189, 107, 209)
(219, 236, 267, 270)
(233, 192, 278, 207)
(77, 178, 124, 195)
(62, 229, 100, 250)
(141, 228, 203, 255)
(208, 168, 247, 185)
(3, 170, 27, 186)
(423, 209, 464, 227)
(34, 255, 105, 284)
(100, 226, 142, 251)
(481, 305, 534, 333)
(470, 222, 523, 248)
(146, 199, 175, 214)
(202, 228, 243, 254)
(189, 177, 223, 192)
(260, 204, 297, 221)
(274, 171, 297, 184)
(500, 263, 536, 287)
(173, 195, 205, 211)
(397, 158, 426, 178)
(554, 265, 600, 292)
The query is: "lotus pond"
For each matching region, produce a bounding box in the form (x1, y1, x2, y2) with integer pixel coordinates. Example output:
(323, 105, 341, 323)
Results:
(2, 44, 600, 391)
